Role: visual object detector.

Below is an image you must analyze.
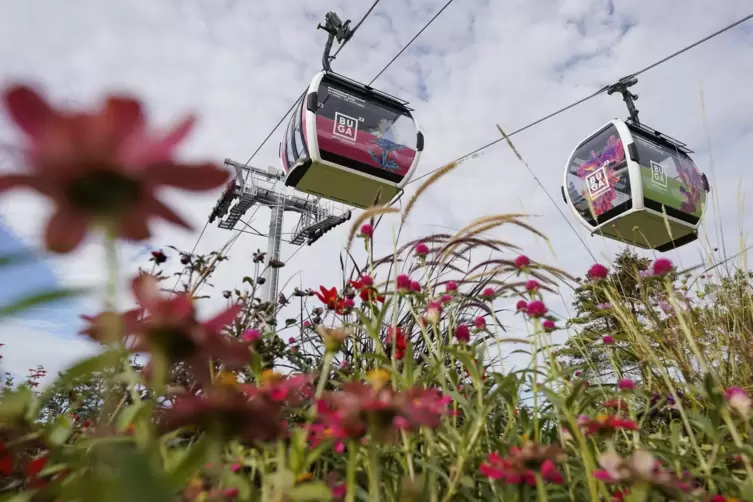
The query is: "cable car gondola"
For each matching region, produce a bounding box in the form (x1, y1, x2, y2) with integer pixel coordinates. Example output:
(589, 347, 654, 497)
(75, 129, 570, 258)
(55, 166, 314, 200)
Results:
(561, 77, 710, 252)
(280, 12, 423, 209)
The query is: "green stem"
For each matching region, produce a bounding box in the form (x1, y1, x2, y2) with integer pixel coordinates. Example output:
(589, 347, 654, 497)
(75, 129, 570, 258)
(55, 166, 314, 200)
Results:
(315, 352, 334, 400)
(367, 441, 382, 502)
(346, 441, 357, 502)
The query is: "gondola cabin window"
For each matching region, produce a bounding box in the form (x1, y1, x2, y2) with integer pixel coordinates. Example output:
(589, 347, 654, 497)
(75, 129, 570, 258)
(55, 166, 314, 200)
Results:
(565, 124, 631, 226)
(314, 75, 418, 183)
(630, 130, 706, 223)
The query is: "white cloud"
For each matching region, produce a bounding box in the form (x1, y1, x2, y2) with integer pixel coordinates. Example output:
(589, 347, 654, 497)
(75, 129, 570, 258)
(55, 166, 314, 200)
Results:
(0, 0, 751, 375)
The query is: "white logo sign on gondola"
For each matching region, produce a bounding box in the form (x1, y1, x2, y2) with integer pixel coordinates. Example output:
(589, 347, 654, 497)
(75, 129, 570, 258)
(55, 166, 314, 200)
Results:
(585, 166, 610, 198)
(333, 112, 358, 143)
(649, 160, 668, 188)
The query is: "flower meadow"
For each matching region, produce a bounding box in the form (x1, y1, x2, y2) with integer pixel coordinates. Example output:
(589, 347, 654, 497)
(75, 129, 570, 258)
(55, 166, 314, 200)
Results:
(0, 85, 751, 502)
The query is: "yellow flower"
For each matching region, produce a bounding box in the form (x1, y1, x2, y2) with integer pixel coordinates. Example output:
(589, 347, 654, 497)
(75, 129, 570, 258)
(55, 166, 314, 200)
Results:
(367, 368, 391, 390)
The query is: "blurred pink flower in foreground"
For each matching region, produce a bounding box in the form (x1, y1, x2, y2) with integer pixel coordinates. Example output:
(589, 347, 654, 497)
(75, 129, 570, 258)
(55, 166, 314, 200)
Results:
(0, 85, 229, 253)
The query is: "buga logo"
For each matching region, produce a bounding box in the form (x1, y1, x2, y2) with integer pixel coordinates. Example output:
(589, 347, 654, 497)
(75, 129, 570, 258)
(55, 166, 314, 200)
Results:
(333, 112, 358, 142)
(586, 166, 610, 198)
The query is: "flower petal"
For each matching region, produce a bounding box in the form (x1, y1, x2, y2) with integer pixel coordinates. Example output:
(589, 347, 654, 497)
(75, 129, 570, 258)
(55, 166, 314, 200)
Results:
(3, 85, 55, 139)
(147, 198, 193, 231)
(117, 207, 152, 242)
(102, 97, 146, 146)
(146, 162, 230, 191)
(131, 274, 162, 312)
(44, 208, 88, 254)
(0, 173, 52, 195)
(156, 115, 196, 157)
(203, 304, 242, 335)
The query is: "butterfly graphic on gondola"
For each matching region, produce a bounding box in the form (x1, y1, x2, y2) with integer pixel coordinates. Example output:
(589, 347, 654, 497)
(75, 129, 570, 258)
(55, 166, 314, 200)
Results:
(368, 118, 407, 171)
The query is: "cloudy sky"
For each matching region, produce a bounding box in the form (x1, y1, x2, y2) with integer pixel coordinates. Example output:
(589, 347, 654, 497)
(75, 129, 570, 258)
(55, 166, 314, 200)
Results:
(0, 0, 751, 384)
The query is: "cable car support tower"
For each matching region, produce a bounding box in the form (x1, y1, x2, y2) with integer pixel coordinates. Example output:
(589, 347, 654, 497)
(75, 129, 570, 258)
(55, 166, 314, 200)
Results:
(208, 159, 351, 304)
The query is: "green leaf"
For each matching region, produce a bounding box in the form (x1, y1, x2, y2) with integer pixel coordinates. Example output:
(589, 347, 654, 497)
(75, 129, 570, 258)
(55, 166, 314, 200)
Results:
(46, 414, 74, 446)
(111, 448, 174, 502)
(287, 482, 332, 501)
(0, 288, 87, 318)
(166, 436, 211, 488)
(285, 318, 298, 326)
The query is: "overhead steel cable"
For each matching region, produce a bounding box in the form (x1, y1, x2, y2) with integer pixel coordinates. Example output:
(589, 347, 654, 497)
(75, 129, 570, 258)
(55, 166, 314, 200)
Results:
(406, 11, 753, 186)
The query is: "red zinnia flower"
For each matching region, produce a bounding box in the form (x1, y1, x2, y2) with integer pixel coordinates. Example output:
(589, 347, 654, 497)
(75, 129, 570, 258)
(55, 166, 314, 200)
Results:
(0, 86, 230, 253)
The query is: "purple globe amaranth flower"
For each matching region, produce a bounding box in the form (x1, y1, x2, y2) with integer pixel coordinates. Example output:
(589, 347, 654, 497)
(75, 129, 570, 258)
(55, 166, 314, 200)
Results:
(525, 279, 540, 293)
(396, 274, 411, 292)
(455, 324, 470, 344)
(516, 299, 528, 312)
(445, 281, 458, 292)
(474, 316, 487, 329)
(481, 287, 495, 299)
(414, 242, 429, 257)
(652, 258, 674, 276)
(603, 335, 615, 345)
(617, 378, 636, 391)
(440, 293, 453, 304)
(425, 301, 442, 325)
(359, 223, 374, 238)
(514, 255, 531, 269)
(526, 300, 547, 318)
(587, 263, 609, 280)
(410, 281, 422, 293)
(343, 298, 355, 309)
(542, 319, 556, 332)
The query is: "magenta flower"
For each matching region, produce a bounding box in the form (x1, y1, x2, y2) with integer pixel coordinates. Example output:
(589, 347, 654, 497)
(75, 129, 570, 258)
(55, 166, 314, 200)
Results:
(603, 335, 615, 345)
(455, 325, 470, 344)
(440, 293, 453, 304)
(652, 258, 674, 276)
(617, 378, 636, 391)
(474, 316, 487, 329)
(481, 287, 495, 299)
(525, 280, 540, 293)
(343, 298, 355, 309)
(588, 264, 609, 280)
(515, 300, 528, 313)
(425, 301, 442, 324)
(514, 255, 531, 269)
(359, 274, 374, 287)
(445, 281, 458, 292)
(410, 280, 422, 293)
(241, 329, 261, 343)
(542, 319, 556, 332)
(396, 274, 411, 292)
(526, 300, 547, 318)
(414, 242, 429, 257)
(359, 224, 374, 238)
